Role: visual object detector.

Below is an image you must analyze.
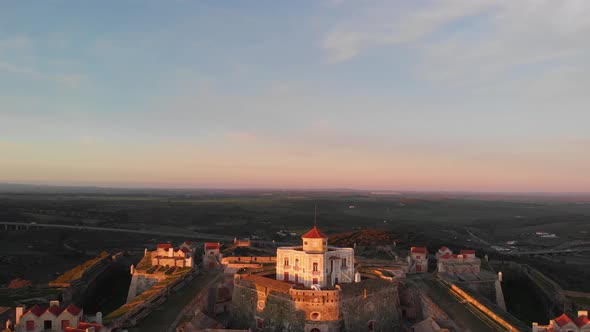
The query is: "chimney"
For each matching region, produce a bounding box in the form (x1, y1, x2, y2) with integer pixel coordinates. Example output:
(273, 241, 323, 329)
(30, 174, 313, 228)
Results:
(579, 310, 588, 317)
(15, 306, 25, 325)
(50, 300, 60, 307)
(96, 311, 103, 325)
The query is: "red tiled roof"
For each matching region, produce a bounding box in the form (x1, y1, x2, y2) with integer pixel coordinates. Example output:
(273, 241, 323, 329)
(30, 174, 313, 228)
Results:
(46, 305, 64, 316)
(157, 243, 172, 249)
(555, 313, 572, 327)
(301, 227, 328, 239)
(460, 249, 475, 255)
(66, 304, 81, 316)
(411, 247, 427, 254)
(205, 243, 220, 250)
(575, 315, 589, 327)
(25, 305, 45, 317)
(439, 246, 450, 252)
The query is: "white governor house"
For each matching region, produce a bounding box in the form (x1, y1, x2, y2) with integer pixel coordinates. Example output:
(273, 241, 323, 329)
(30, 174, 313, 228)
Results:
(275, 226, 355, 288)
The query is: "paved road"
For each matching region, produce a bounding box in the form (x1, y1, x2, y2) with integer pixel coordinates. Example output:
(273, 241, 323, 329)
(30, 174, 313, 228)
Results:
(0, 221, 234, 241)
(500, 248, 590, 256)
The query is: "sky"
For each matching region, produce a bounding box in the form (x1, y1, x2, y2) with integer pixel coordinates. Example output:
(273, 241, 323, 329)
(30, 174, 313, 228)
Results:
(1, 0, 589, 192)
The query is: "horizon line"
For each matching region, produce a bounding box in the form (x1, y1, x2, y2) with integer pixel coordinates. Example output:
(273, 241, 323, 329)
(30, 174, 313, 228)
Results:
(1, 181, 589, 195)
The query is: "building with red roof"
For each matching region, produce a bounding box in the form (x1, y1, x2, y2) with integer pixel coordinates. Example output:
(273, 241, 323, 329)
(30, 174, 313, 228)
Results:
(203, 242, 222, 269)
(13, 301, 88, 332)
(408, 247, 429, 273)
(275, 226, 355, 288)
(151, 241, 194, 269)
(436, 247, 480, 275)
(533, 311, 590, 331)
(436, 246, 453, 259)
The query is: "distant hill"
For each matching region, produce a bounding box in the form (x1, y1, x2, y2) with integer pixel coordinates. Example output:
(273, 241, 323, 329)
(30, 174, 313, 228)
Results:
(329, 230, 398, 247)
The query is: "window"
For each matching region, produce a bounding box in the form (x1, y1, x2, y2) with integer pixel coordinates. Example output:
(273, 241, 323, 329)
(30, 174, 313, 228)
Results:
(26, 321, 34, 331)
(313, 262, 318, 271)
(256, 317, 264, 329)
(284, 257, 289, 266)
(44, 320, 52, 329)
(284, 272, 289, 281)
(342, 258, 347, 267)
(295, 258, 299, 266)
(61, 320, 70, 329)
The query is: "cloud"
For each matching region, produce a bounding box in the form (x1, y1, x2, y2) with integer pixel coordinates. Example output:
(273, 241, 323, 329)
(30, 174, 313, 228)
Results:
(320, 0, 590, 90)
(0, 36, 31, 52)
(0, 61, 86, 88)
(321, 1, 490, 63)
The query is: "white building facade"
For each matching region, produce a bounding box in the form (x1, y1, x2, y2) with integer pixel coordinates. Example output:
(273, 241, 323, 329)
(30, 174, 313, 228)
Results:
(275, 227, 355, 288)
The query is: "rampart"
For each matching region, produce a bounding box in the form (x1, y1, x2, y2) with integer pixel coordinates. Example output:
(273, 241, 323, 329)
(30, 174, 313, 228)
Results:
(48, 252, 115, 305)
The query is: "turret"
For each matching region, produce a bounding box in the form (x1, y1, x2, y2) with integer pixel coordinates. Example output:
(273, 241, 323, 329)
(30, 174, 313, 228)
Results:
(301, 227, 328, 253)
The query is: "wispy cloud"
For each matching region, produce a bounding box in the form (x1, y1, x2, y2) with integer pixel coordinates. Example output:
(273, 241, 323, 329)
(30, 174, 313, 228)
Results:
(321, 1, 490, 63)
(0, 36, 31, 52)
(0, 34, 86, 88)
(0, 61, 86, 88)
(321, 0, 590, 89)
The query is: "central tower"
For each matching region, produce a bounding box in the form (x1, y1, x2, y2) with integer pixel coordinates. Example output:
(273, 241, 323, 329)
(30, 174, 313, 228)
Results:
(301, 226, 328, 253)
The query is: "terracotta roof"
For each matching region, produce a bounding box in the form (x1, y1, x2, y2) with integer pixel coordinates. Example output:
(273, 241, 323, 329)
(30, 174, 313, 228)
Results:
(46, 305, 64, 316)
(25, 305, 45, 317)
(460, 249, 476, 255)
(66, 304, 81, 316)
(439, 246, 450, 252)
(411, 246, 427, 254)
(575, 315, 589, 327)
(555, 313, 571, 327)
(157, 243, 172, 249)
(205, 243, 220, 250)
(23, 304, 80, 318)
(301, 227, 328, 239)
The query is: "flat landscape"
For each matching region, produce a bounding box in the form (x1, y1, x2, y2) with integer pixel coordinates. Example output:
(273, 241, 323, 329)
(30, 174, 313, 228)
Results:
(1, 186, 589, 324)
